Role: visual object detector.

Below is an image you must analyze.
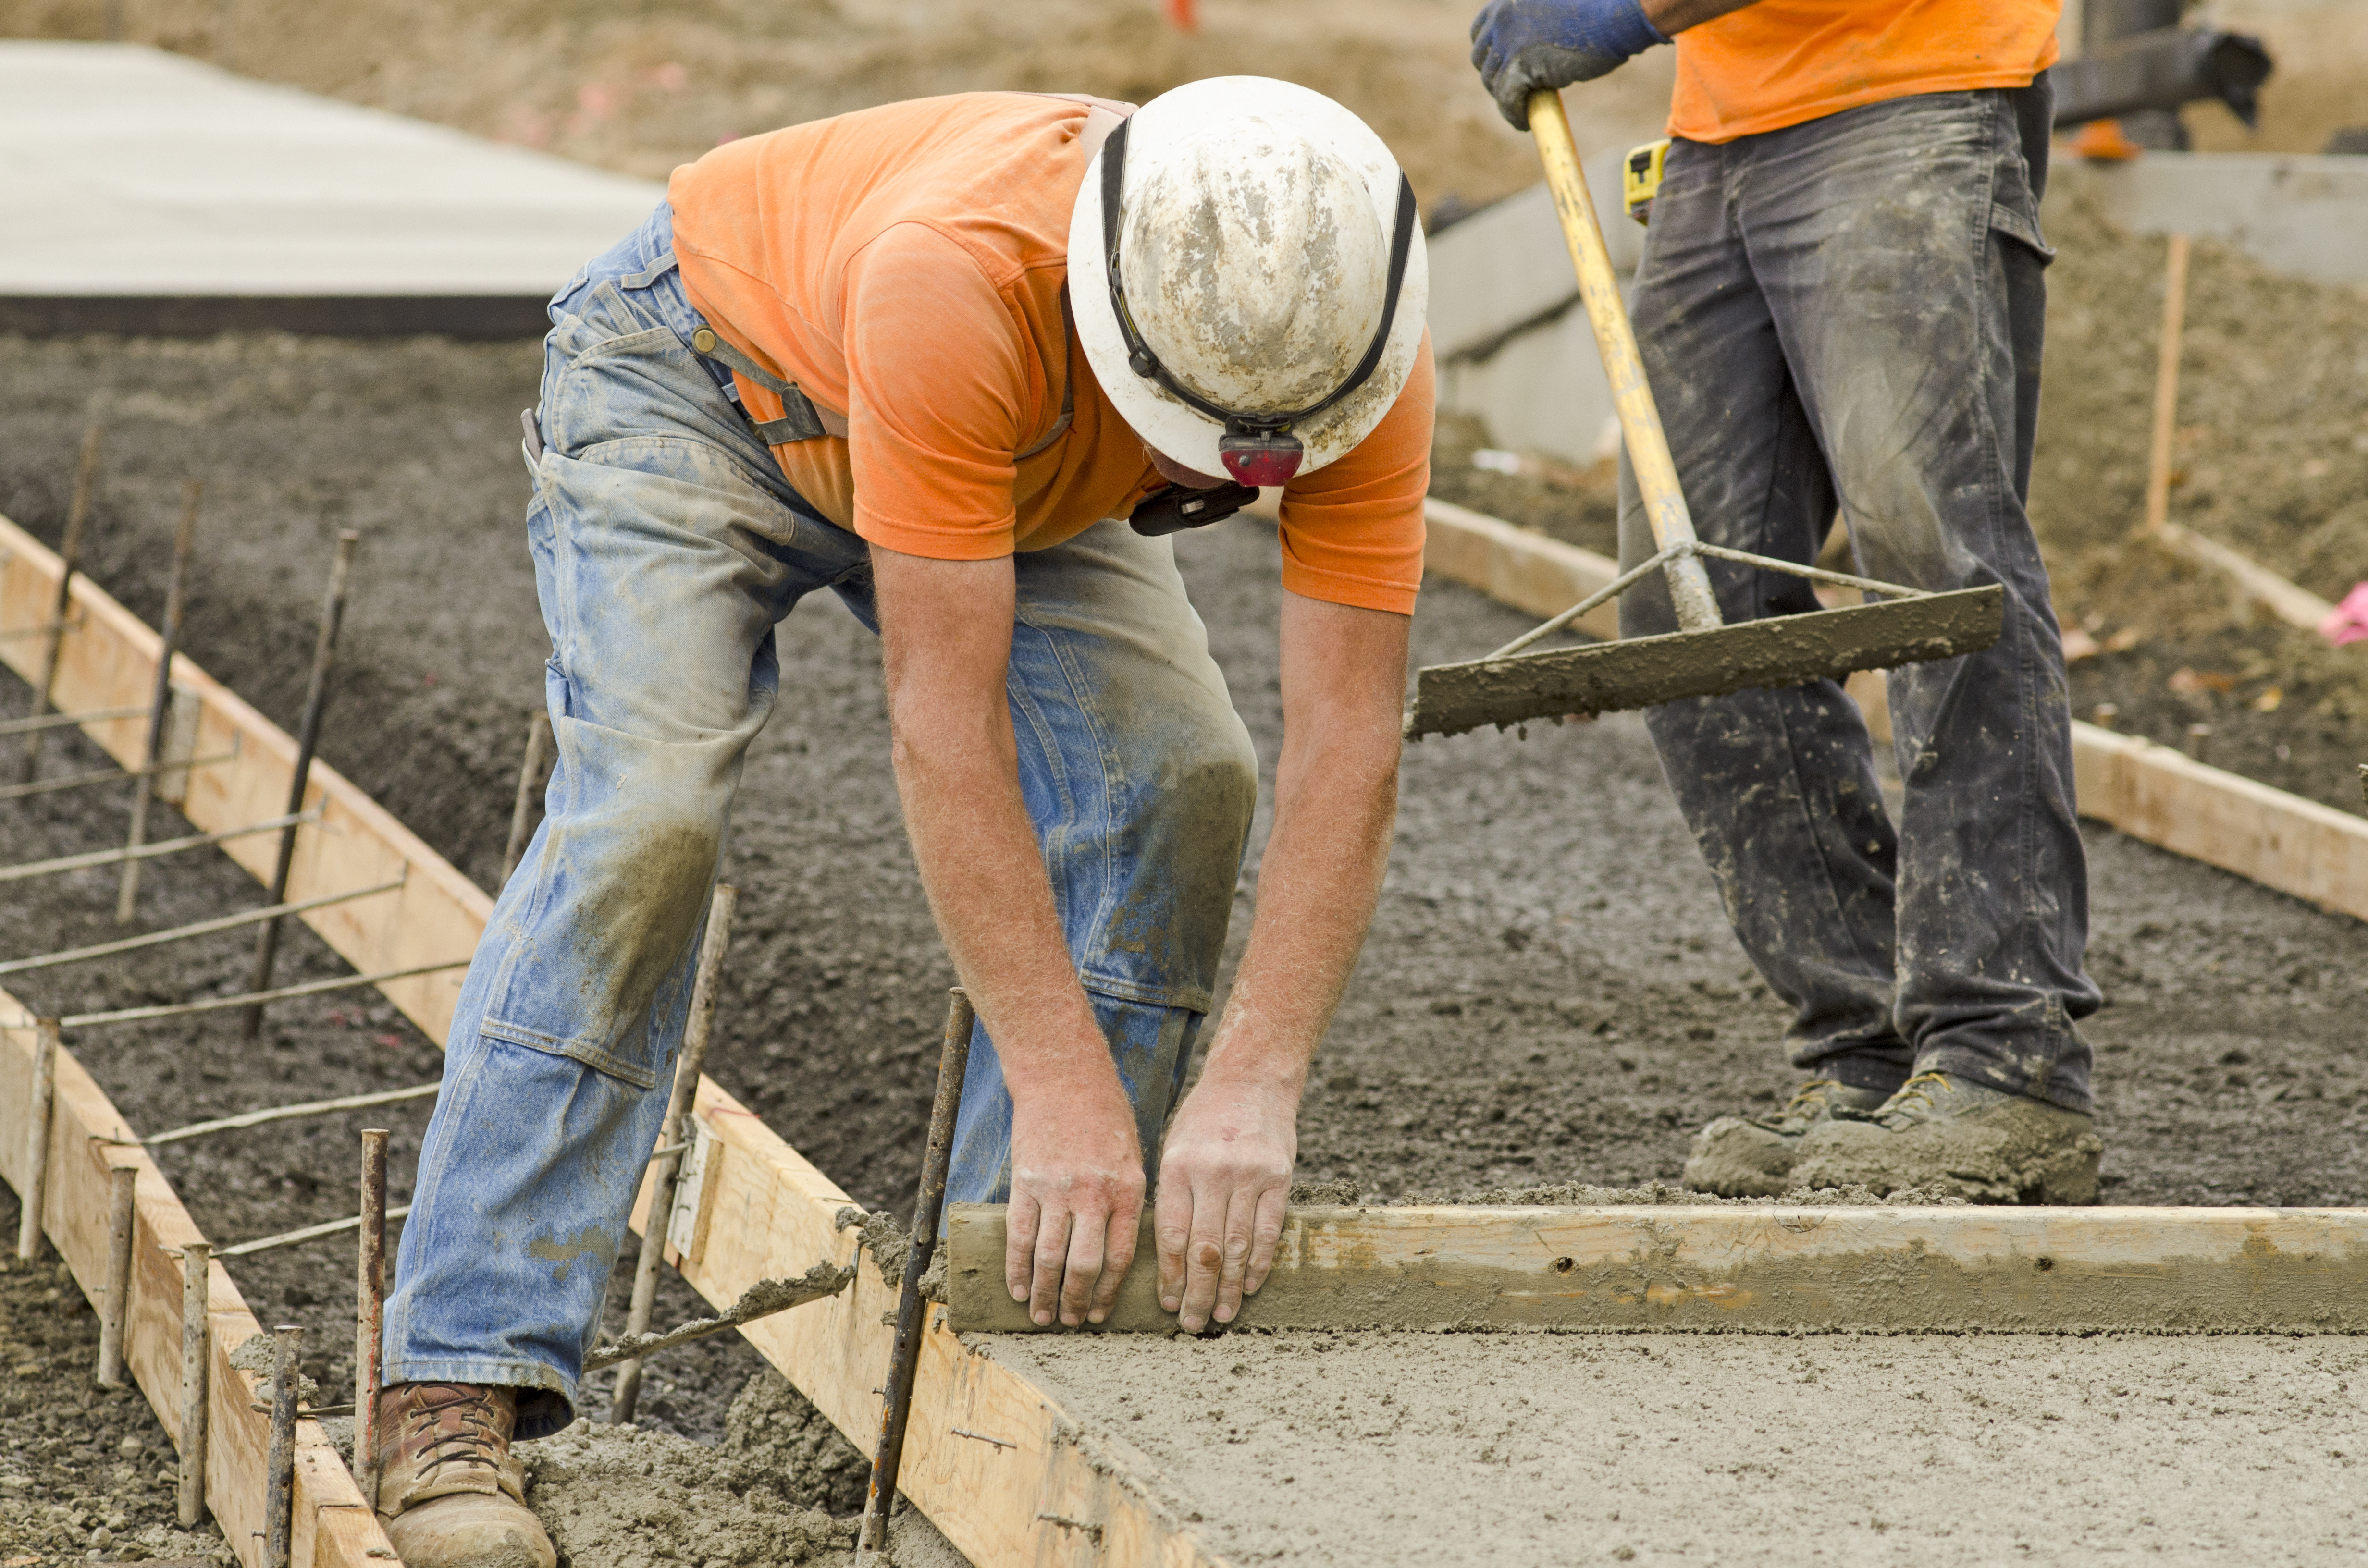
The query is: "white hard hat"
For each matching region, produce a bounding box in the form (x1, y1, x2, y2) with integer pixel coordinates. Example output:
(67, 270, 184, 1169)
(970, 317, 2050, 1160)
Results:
(1069, 76, 1428, 486)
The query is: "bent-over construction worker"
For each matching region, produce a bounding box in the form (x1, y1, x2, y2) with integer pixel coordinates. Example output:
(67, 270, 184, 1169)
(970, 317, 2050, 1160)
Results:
(371, 79, 1432, 1567)
(1470, 0, 2102, 1202)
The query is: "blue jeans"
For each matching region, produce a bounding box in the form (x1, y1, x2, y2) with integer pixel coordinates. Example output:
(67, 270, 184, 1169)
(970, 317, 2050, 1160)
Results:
(1616, 80, 2099, 1114)
(382, 205, 1258, 1434)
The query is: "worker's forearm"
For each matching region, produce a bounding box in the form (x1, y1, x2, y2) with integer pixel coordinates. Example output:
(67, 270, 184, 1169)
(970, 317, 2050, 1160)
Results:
(1203, 741, 1397, 1087)
(1199, 598, 1405, 1091)
(890, 709, 1111, 1095)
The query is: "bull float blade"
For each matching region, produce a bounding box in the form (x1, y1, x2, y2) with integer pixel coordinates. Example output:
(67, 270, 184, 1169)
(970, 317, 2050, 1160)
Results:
(1405, 586, 2004, 741)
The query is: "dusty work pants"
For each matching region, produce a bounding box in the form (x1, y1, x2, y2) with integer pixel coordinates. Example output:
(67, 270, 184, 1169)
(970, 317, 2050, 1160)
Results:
(382, 205, 1258, 1434)
(1616, 79, 2099, 1112)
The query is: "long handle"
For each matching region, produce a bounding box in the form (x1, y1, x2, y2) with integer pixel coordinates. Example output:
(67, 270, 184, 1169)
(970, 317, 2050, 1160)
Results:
(1529, 89, 1723, 633)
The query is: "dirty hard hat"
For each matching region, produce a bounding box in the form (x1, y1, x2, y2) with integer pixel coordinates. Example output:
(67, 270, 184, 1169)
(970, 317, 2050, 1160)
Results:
(1070, 76, 1428, 486)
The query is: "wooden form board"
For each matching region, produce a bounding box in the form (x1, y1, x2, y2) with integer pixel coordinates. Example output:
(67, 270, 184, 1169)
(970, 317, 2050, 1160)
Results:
(0, 998, 395, 1567)
(1416, 499, 2368, 924)
(0, 506, 1229, 1568)
(946, 1203, 2368, 1335)
(0, 512, 489, 1043)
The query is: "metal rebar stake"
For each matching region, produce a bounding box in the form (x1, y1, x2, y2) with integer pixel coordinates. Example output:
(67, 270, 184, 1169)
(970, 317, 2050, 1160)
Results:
(355, 1128, 389, 1509)
(856, 987, 976, 1562)
(97, 1165, 138, 1387)
(16, 1020, 58, 1262)
(611, 882, 739, 1424)
(178, 1241, 211, 1527)
(116, 481, 200, 923)
(242, 530, 359, 1038)
(20, 424, 100, 786)
(263, 1323, 302, 1568)
(501, 710, 555, 883)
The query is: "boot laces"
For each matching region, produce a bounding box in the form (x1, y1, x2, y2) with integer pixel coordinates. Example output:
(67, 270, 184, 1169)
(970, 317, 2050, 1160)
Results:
(1879, 1070, 1953, 1124)
(402, 1385, 507, 1486)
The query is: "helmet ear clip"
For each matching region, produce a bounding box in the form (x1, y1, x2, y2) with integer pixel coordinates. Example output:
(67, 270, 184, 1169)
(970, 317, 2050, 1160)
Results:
(1218, 429, 1305, 486)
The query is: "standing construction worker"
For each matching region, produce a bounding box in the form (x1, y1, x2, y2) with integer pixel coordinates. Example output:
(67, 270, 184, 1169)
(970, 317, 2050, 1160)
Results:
(1471, 0, 2102, 1202)
(370, 79, 1431, 1568)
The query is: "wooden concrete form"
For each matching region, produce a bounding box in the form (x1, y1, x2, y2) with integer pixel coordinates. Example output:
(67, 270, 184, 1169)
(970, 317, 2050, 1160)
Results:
(0, 503, 1227, 1568)
(2152, 521, 2339, 634)
(945, 1203, 2368, 1335)
(1417, 498, 2368, 924)
(0, 998, 395, 1566)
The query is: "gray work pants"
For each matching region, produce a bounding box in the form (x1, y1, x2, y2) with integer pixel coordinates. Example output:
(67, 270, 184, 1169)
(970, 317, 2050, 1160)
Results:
(1616, 77, 2098, 1113)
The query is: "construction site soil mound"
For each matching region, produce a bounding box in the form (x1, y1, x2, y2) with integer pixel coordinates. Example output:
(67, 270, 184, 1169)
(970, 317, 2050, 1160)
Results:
(994, 1330, 2368, 1566)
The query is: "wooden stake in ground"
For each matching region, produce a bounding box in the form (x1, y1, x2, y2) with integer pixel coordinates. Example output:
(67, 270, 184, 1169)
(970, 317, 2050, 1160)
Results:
(2144, 232, 2191, 535)
(20, 423, 102, 785)
(178, 1241, 212, 1527)
(263, 1323, 303, 1568)
(355, 1128, 389, 1508)
(95, 1164, 138, 1387)
(610, 882, 739, 1424)
(242, 530, 360, 1037)
(116, 480, 201, 923)
(501, 710, 555, 883)
(15, 1019, 58, 1261)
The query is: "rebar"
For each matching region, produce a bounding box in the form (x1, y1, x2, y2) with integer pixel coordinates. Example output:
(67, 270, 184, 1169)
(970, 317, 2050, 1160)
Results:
(612, 882, 739, 1424)
(177, 1241, 210, 1527)
(0, 748, 235, 805)
(243, 530, 359, 1037)
(36, 956, 467, 1029)
(0, 703, 146, 738)
(263, 1323, 301, 1568)
(582, 1259, 853, 1372)
(2, 878, 405, 980)
(355, 1128, 388, 1509)
(222, 1204, 412, 1260)
(97, 1164, 138, 1387)
(20, 424, 100, 785)
(856, 988, 976, 1561)
(15, 1020, 58, 1261)
(501, 710, 555, 882)
(106, 1079, 440, 1150)
(0, 808, 316, 886)
(117, 484, 202, 922)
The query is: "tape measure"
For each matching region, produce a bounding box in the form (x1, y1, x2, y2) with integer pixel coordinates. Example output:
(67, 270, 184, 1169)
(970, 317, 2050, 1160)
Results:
(1622, 138, 1670, 227)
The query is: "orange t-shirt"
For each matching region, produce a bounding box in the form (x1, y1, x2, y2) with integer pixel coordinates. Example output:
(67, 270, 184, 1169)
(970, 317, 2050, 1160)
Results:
(1668, 0, 2061, 145)
(666, 93, 1433, 615)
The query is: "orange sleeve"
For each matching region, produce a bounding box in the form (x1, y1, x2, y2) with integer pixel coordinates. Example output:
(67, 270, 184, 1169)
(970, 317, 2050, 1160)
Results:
(840, 222, 1029, 560)
(1273, 334, 1433, 615)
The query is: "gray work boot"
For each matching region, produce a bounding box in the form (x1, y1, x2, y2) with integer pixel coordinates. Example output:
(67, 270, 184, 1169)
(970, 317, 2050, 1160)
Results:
(1789, 1071, 2102, 1204)
(1681, 1079, 1894, 1197)
(374, 1382, 556, 1568)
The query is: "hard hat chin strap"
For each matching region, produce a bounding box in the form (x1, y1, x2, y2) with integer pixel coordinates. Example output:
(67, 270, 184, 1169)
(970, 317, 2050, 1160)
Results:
(1100, 115, 1418, 487)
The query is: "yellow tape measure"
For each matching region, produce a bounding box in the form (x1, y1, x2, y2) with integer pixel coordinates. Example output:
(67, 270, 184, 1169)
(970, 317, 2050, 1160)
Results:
(1622, 138, 1670, 228)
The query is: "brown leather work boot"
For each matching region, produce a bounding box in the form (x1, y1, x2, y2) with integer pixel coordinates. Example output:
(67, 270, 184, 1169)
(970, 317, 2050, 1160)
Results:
(373, 1382, 556, 1568)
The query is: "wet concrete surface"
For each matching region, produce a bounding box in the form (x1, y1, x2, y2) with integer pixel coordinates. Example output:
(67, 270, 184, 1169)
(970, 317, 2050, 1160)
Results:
(0, 333, 2364, 1559)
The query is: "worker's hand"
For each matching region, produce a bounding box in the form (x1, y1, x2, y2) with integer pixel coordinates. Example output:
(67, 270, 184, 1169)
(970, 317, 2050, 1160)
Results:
(1006, 1069, 1147, 1328)
(1469, 0, 1670, 129)
(1154, 1072, 1298, 1333)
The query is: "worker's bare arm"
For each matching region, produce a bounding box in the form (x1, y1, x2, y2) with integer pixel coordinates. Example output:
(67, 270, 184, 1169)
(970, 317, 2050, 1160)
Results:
(1155, 592, 1409, 1332)
(872, 545, 1144, 1330)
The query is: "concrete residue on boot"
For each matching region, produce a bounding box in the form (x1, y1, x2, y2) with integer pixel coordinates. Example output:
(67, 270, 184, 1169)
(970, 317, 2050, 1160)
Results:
(1790, 1076, 2103, 1205)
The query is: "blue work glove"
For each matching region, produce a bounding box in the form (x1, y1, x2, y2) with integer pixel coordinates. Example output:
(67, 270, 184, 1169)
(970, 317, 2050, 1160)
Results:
(1469, 0, 1670, 130)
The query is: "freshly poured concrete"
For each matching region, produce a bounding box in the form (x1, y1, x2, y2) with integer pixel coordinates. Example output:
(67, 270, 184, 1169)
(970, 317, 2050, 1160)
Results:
(995, 1332, 2368, 1565)
(0, 42, 659, 318)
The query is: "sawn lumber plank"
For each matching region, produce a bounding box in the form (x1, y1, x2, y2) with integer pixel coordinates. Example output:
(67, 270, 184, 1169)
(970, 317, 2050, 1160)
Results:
(944, 1203, 2368, 1335)
(0, 997, 395, 1568)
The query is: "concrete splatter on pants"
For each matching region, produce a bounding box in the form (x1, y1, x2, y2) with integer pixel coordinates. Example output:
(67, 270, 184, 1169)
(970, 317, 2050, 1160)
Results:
(382, 205, 1258, 1434)
(1615, 78, 2099, 1113)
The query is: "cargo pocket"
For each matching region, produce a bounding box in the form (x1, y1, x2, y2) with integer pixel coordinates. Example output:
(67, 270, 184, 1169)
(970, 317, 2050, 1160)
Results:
(1988, 199, 2055, 267)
